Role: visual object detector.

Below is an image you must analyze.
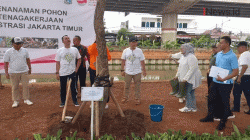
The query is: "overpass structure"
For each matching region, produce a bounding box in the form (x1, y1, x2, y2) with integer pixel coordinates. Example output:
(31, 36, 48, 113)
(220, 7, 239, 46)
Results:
(105, 0, 250, 42)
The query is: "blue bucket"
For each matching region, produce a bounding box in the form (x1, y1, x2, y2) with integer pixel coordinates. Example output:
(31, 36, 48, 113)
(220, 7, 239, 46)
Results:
(149, 104, 164, 122)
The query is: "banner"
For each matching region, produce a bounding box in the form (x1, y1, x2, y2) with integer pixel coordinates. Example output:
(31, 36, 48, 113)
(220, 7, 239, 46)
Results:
(0, 0, 97, 73)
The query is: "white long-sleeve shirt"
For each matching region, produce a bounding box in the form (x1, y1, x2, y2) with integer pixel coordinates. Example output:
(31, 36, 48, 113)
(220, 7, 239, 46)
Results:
(176, 53, 202, 89)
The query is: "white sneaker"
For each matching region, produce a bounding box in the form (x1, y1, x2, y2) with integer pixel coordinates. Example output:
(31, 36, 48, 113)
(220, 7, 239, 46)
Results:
(179, 98, 185, 103)
(191, 108, 197, 112)
(105, 104, 109, 109)
(12, 101, 19, 108)
(179, 107, 191, 112)
(214, 115, 236, 121)
(24, 100, 33, 105)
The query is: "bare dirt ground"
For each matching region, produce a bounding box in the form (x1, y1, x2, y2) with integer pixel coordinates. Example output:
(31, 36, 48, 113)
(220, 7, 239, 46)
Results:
(0, 81, 249, 140)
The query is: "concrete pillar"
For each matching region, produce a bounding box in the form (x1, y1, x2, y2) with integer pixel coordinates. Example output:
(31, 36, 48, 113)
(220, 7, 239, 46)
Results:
(161, 13, 177, 44)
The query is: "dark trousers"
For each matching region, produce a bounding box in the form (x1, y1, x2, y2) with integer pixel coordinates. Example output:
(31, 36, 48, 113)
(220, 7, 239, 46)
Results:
(89, 68, 96, 86)
(233, 75, 250, 111)
(60, 72, 78, 104)
(207, 73, 213, 92)
(207, 82, 233, 120)
(76, 66, 87, 88)
(89, 67, 109, 103)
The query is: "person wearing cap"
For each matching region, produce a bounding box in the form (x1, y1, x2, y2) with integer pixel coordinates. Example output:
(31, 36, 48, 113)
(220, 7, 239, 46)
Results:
(206, 43, 221, 95)
(200, 36, 239, 130)
(173, 43, 202, 112)
(232, 41, 250, 114)
(55, 35, 81, 107)
(121, 37, 146, 105)
(3, 37, 33, 108)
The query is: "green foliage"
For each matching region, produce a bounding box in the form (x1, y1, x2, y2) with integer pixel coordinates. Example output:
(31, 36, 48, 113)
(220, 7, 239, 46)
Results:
(190, 35, 216, 48)
(138, 39, 152, 48)
(163, 40, 181, 49)
(98, 134, 116, 140)
(245, 35, 250, 42)
(6, 37, 12, 48)
(14, 124, 250, 140)
(33, 129, 62, 140)
(117, 28, 133, 42)
(117, 35, 128, 47)
(106, 42, 114, 47)
(108, 47, 114, 52)
(152, 40, 161, 49)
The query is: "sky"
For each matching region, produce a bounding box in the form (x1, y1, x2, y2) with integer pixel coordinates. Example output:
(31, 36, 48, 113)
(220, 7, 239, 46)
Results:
(194, 15, 250, 34)
(104, 11, 250, 35)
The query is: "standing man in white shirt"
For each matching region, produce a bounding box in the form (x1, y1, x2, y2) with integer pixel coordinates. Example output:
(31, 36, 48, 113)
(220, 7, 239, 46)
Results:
(55, 35, 81, 107)
(4, 37, 33, 108)
(232, 41, 250, 114)
(120, 37, 146, 105)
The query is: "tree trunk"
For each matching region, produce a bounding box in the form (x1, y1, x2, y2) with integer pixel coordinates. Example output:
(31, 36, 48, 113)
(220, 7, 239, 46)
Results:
(94, 0, 108, 75)
(93, 0, 109, 135)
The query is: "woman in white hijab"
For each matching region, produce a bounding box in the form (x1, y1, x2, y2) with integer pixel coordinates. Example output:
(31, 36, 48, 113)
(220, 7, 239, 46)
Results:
(174, 43, 202, 112)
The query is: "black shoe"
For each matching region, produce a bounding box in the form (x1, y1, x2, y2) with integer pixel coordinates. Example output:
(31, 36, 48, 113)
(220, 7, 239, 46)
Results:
(244, 110, 250, 115)
(74, 102, 80, 107)
(59, 103, 65, 107)
(217, 121, 226, 130)
(200, 117, 214, 122)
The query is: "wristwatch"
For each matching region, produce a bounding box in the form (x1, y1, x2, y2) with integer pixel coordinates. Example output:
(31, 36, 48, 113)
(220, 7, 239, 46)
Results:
(56, 72, 59, 74)
(121, 70, 124, 72)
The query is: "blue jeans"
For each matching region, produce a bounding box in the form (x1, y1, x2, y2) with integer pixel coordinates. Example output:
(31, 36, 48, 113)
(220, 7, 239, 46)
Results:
(233, 75, 250, 111)
(186, 89, 196, 109)
(59, 72, 78, 104)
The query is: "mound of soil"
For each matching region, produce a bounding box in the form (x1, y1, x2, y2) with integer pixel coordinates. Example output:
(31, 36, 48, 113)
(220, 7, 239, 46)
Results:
(47, 109, 146, 139)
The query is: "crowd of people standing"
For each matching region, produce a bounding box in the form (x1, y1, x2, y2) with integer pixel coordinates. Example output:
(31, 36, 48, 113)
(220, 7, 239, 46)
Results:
(1, 35, 250, 131)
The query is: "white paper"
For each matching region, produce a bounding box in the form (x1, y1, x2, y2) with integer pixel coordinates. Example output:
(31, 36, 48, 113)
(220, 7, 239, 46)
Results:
(209, 66, 229, 83)
(81, 87, 104, 101)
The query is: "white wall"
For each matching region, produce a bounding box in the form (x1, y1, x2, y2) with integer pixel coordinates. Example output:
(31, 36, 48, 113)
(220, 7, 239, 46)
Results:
(104, 11, 126, 32)
(104, 12, 198, 33)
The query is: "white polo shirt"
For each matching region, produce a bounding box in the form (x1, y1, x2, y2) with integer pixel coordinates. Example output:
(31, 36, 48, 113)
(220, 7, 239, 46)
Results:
(55, 47, 81, 76)
(4, 47, 29, 73)
(121, 47, 145, 75)
(238, 51, 250, 75)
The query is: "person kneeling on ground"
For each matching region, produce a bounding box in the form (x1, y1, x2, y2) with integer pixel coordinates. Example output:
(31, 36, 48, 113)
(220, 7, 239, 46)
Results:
(174, 43, 202, 112)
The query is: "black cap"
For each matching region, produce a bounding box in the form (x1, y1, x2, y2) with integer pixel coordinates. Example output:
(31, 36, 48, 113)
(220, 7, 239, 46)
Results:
(237, 41, 248, 47)
(129, 37, 138, 42)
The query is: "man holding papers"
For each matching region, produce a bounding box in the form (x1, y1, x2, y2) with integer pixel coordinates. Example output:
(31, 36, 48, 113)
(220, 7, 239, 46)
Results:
(232, 41, 250, 114)
(200, 36, 239, 130)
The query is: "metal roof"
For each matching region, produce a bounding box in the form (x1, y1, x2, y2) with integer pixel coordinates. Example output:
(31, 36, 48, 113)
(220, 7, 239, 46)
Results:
(105, 0, 250, 18)
(105, 0, 171, 14)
